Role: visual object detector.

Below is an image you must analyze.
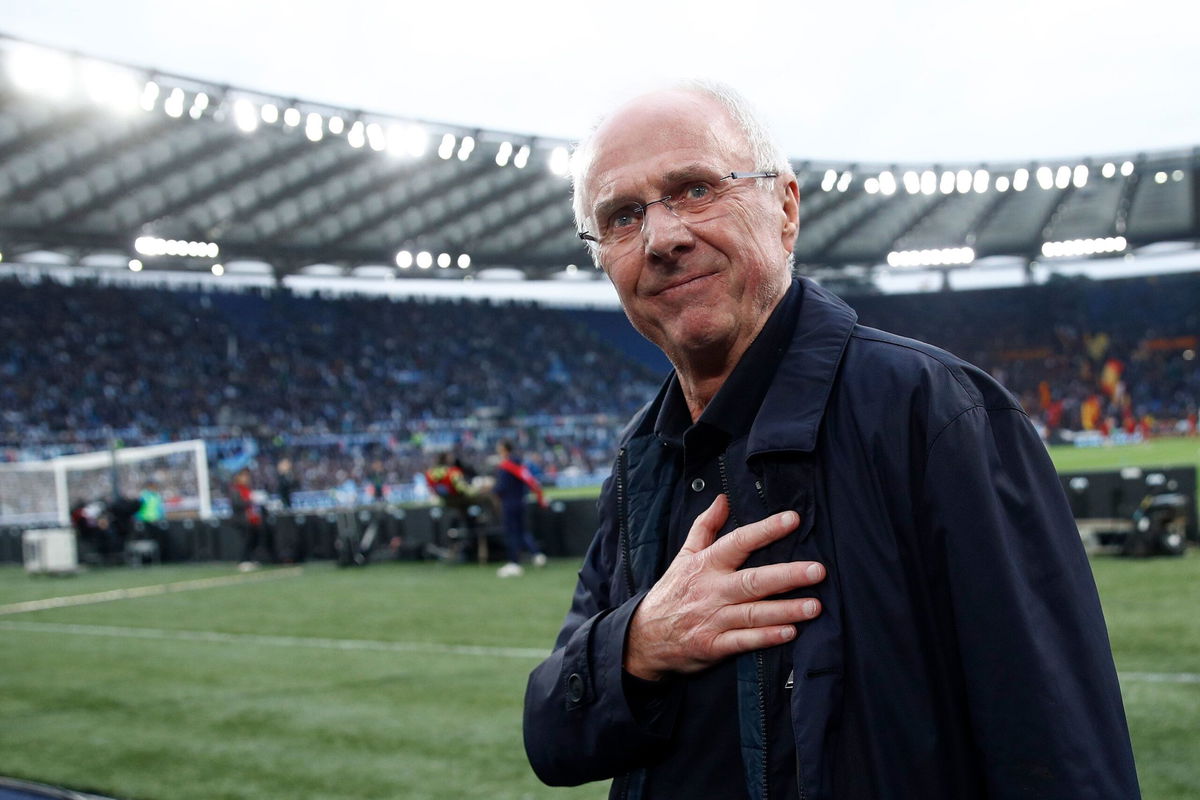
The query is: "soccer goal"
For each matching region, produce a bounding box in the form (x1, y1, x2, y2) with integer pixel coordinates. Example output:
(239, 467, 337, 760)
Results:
(0, 440, 211, 527)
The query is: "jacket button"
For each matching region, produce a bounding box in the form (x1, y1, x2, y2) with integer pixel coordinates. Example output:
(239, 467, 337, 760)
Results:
(690, 478, 705, 492)
(566, 673, 584, 703)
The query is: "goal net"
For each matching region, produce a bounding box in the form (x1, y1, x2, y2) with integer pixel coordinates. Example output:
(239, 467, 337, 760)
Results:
(0, 440, 211, 527)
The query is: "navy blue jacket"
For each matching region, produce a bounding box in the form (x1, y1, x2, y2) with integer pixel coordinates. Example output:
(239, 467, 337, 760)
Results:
(524, 278, 1140, 799)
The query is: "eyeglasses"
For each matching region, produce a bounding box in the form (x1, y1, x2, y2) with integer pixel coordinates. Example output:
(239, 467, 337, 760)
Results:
(578, 171, 778, 248)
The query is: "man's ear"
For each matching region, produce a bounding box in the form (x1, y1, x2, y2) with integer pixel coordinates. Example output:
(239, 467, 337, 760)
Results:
(780, 176, 800, 253)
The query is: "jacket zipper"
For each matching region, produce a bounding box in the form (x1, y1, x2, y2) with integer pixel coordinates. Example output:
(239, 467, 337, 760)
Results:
(757, 476, 808, 800)
(616, 447, 634, 597)
(718, 453, 768, 800)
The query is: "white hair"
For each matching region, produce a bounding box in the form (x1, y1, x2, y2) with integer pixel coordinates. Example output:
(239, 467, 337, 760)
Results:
(570, 80, 795, 267)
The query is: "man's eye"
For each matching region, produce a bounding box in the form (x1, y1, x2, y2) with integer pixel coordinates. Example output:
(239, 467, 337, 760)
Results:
(610, 208, 640, 230)
(683, 183, 711, 201)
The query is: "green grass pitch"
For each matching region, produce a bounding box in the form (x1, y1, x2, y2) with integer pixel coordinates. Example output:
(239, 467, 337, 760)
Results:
(0, 435, 1197, 799)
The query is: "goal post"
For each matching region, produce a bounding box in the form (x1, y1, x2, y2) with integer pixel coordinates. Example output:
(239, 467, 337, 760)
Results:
(0, 440, 211, 527)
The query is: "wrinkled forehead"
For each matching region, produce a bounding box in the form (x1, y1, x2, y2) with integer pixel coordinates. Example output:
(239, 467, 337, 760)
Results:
(582, 91, 749, 208)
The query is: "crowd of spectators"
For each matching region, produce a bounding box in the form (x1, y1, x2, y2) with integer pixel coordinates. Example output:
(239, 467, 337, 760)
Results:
(2, 271, 1197, 502)
(850, 272, 1200, 439)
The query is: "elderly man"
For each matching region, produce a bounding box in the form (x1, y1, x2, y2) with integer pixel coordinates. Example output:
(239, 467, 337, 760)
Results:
(523, 83, 1140, 799)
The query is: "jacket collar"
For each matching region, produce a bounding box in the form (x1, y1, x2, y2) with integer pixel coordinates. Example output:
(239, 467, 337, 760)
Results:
(746, 277, 858, 456)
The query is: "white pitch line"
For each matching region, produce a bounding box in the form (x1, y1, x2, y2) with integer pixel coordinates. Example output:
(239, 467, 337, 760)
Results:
(0, 620, 549, 660)
(0, 567, 305, 616)
(1118, 671, 1200, 685)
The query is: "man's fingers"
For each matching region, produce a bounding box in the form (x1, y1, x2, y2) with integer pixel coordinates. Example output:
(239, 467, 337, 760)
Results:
(710, 624, 802, 657)
(723, 561, 826, 602)
(706, 510, 801, 570)
(679, 494, 728, 555)
(718, 596, 822, 631)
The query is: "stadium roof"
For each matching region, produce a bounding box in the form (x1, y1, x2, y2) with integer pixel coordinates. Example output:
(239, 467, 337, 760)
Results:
(0, 35, 1197, 286)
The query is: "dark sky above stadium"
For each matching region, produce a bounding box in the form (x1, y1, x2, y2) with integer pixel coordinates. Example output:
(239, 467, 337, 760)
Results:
(2, 0, 1196, 164)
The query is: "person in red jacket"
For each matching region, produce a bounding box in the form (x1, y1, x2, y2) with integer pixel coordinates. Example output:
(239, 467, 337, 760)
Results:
(493, 440, 547, 577)
(230, 468, 276, 570)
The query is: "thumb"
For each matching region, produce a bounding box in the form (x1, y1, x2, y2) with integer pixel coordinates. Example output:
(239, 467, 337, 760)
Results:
(679, 494, 728, 555)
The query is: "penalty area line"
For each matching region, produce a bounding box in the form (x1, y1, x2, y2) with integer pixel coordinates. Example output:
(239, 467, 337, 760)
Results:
(0, 620, 549, 660)
(0, 567, 305, 616)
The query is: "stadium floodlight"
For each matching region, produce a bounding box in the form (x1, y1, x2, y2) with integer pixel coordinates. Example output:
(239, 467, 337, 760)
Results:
(1120, 160, 1134, 176)
(820, 169, 837, 192)
(1035, 166, 1053, 190)
(566, 264, 578, 274)
(211, 263, 225, 276)
(366, 122, 386, 152)
(395, 250, 413, 269)
(7, 45, 73, 99)
(1073, 164, 1089, 188)
(920, 170, 936, 195)
(81, 61, 141, 113)
(496, 141, 513, 167)
(328, 115, 345, 135)
(438, 133, 456, 160)
(261, 103, 280, 124)
(128, 258, 143, 272)
(886, 246, 975, 268)
(836, 171, 852, 192)
(1172, 169, 1184, 182)
(437, 253, 451, 268)
(878, 171, 897, 196)
(1012, 168, 1029, 191)
(164, 87, 186, 119)
(457, 136, 475, 161)
(385, 123, 426, 158)
(972, 169, 989, 193)
(188, 92, 209, 120)
(347, 120, 365, 149)
(902, 171, 920, 194)
(283, 107, 301, 127)
(1101, 162, 1116, 179)
(457, 254, 471, 269)
(1154, 171, 1168, 184)
(549, 146, 570, 176)
(514, 145, 531, 169)
(305, 112, 324, 142)
(1054, 165, 1071, 190)
(233, 98, 258, 132)
(995, 175, 1010, 192)
(1041, 237, 1127, 258)
(416, 251, 433, 269)
(954, 169, 971, 194)
(140, 80, 160, 111)
(864, 177, 880, 194)
(939, 171, 955, 195)
(404, 125, 429, 157)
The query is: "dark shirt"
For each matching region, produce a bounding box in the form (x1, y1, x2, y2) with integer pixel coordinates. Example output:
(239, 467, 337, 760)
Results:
(631, 282, 803, 799)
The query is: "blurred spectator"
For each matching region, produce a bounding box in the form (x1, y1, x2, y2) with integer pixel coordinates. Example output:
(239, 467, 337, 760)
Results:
(230, 467, 276, 569)
(493, 440, 547, 578)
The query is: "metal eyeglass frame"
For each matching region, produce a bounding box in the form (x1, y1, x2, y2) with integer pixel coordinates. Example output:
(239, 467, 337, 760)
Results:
(577, 171, 779, 245)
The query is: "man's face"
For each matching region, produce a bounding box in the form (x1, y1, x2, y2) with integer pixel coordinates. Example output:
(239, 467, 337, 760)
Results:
(582, 90, 798, 369)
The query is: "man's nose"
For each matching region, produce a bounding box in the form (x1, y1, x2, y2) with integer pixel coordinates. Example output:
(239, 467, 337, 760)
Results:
(641, 201, 692, 259)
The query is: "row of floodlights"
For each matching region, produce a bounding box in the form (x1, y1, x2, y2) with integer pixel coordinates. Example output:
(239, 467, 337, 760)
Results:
(887, 236, 1131, 268)
(886, 247, 976, 268)
(2, 44, 573, 176)
(395, 251, 471, 270)
(825, 160, 1146, 196)
(134, 236, 219, 259)
(1040, 237, 1128, 259)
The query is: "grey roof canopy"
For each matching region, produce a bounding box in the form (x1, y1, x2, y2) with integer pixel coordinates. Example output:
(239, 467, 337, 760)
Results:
(0, 35, 1197, 282)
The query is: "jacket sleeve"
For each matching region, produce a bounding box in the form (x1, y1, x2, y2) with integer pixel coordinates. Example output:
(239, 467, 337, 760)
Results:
(921, 404, 1141, 798)
(523, 477, 682, 786)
